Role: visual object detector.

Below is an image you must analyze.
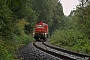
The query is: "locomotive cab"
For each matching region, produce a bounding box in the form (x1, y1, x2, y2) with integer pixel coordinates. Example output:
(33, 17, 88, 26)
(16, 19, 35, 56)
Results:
(33, 21, 48, 41)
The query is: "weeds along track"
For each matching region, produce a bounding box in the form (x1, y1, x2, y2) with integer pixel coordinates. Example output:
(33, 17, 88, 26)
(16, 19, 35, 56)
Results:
(33, 41, 90, 60)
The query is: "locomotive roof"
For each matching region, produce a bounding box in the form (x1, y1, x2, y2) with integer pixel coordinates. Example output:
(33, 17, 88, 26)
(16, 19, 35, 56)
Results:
(36, 21, 47, 24)
(36, 21, 48, 26)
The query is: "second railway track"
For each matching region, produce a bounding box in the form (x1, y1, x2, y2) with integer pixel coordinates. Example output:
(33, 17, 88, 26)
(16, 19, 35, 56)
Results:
(33, 41, 90, 60)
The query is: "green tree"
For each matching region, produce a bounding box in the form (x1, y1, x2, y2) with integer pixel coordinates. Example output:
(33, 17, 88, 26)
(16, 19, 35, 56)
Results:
(50, 1, 64, 34)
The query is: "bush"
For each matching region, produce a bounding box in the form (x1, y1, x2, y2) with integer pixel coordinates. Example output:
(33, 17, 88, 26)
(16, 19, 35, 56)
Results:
(0, 40, 13, 60)
(0, 19, 34, 60)
(50, 29, 90, 54)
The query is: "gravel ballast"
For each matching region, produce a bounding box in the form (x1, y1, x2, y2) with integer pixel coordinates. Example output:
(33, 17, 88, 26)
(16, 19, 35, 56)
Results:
(16, 42, 61, 60)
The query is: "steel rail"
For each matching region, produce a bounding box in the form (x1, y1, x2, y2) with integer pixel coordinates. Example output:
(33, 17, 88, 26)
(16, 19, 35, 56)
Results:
(33, 42, 76, 60)
(42, 42, 90, 60)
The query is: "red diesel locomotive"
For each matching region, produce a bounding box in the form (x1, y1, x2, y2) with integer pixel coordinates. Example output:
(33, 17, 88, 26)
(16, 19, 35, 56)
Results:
(33, 21, 48, 41)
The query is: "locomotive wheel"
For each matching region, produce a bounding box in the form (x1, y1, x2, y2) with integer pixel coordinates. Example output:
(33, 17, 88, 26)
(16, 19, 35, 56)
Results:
(43, 39, 46, 42)
(35, 39, 39, 41)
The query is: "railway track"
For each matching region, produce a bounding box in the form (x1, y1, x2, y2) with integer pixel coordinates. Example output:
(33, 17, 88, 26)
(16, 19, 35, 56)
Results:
(33, 41, 90, 60)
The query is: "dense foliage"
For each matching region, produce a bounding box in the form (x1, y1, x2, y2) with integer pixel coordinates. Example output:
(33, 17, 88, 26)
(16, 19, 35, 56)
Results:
(0, 0, 64, 59)
(0, 0, 90, 59)
(50, 0, 90, 54)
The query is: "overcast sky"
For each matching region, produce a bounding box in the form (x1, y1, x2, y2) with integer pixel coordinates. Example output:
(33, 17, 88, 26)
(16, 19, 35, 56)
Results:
(60, 0, 79, 16)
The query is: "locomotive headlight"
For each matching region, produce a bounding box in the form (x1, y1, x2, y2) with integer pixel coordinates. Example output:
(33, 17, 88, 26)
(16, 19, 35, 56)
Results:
(45, 33, 47, 35)
(45, 33, 47, 38)
(33, 33, 35, 35)
(33, 33, 35, 37)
